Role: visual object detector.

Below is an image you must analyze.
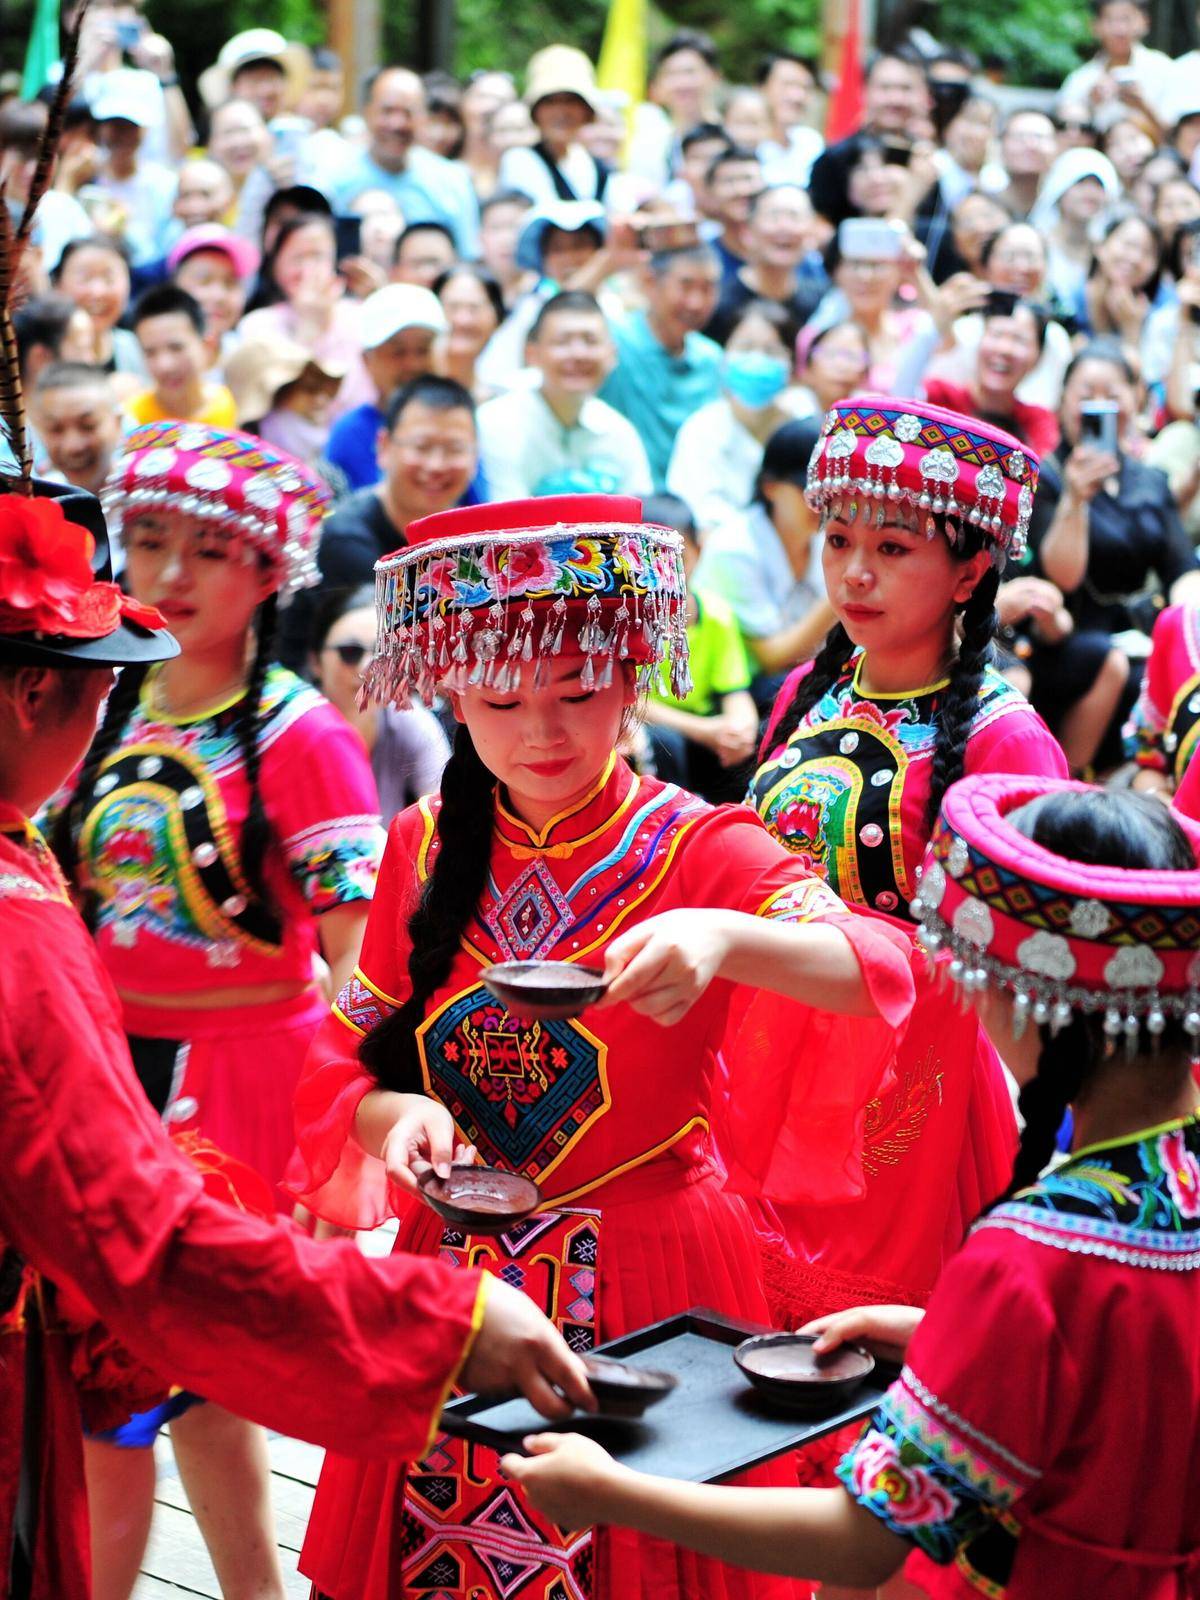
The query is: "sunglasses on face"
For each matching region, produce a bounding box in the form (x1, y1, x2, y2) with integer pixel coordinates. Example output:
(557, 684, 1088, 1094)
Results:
(324, 642, 374, 667)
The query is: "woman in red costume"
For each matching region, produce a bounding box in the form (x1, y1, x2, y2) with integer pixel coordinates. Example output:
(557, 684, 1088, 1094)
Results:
(736, 397, 1067, 1334)
(508, 775, 1200, 1600)
(287, 492, 916, 1600)
(1128, 602, 1200, 798)
(0, 478, 591, 1600)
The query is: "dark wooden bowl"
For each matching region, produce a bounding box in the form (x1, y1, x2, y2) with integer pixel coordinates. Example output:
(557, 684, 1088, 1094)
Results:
(582, 1353, 679, 1420)
(482, 960, 607, 1021)
(418, 1165, 541, 1236)
(734, 1334, 875, 1415)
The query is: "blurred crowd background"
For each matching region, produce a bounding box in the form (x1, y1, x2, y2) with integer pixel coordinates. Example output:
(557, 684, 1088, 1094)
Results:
(7, 0, 1200, 803)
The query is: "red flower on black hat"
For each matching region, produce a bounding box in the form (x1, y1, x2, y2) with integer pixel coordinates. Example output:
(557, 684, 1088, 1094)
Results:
(118, 593, 169, 632)
(0, 494, 164, 639)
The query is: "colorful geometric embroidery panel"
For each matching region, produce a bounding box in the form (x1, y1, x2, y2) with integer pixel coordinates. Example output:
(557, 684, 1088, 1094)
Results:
(401, 1207, 601, 1600)
(487, 857, 575, 960)
(420, 986, 610, 1182)
(333, 973, 398, 1037)
(930, 824, 1200, 951)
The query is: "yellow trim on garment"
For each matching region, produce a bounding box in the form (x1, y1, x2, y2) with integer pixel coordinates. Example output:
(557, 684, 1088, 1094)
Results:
(540, 1115, 711, 1208)
(331, 964, 406, 1035)
(495, 753, 618, 847)
(850, 655, 951, 702)
(1069, 1110, 1200, 1165)
(423, 1271, 492, 1458)
(416, 795, 439, 881)
(140, 663, 250, 725)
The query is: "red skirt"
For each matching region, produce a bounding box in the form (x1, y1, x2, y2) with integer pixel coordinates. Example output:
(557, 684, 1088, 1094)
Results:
(121, 988, 328, 1210)
(300, 1159, 811, 1600)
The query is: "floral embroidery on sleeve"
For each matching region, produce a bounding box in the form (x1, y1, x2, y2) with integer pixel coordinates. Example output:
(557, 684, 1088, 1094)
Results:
(284, 817, 385, 914)
(837, 1367, 1037, 1564)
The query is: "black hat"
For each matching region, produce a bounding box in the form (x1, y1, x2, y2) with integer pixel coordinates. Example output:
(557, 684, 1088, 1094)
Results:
(0, 478, 179, 668)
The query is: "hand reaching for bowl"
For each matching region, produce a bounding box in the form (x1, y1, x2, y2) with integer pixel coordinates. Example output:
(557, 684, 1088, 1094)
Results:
(799, 1304, 924, 1367)
(376, 1091, 476, 1194)
(463, 1281, 597, 1422)
(501, 1432, 626, 1528)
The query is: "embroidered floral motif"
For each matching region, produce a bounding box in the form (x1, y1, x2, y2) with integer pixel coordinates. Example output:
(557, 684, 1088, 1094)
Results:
(750, 653, 1030, 918)
(846, 1431, 959, 1530)
(283, 816, 384, 913)
(977, 1117, 1200, 1269)
(1158, 1128, 1200, 1220)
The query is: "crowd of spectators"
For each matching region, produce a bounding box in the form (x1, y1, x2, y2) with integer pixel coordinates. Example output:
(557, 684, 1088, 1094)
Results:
(9, 0, 1200, 796)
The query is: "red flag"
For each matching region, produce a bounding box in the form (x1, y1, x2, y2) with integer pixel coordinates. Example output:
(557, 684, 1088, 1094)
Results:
(825, 0, 865, 143)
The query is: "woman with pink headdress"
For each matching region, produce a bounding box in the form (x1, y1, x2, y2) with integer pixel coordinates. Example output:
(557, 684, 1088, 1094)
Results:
(740, 397, 1068, 1345)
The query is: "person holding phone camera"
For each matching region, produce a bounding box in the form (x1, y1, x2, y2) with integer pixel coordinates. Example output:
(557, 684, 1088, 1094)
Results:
(804, 218, 934, 394)
(1025, 342, 1200, 771)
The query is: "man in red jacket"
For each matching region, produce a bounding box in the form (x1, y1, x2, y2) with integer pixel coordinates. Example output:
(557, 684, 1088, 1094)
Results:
(0, 481, 591, 1598)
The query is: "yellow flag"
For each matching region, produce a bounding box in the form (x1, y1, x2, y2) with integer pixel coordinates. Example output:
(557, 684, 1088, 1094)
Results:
(597, 0, 647, 108)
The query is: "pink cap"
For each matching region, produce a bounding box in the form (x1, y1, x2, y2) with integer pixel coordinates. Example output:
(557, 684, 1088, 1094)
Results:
(167, 225, 260, 282)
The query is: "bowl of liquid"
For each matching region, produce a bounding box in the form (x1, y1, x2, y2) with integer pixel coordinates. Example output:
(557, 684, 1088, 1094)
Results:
(418, 1165, 541, 1236)
(581, 1353, 678, 1420)
(734, 1333, 875, 1414)
(482, 960, 607, 1021)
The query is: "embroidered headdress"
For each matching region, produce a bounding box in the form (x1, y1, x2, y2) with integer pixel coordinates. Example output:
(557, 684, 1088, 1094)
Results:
(806, 394, 1039, 561)
(102, 422, 331, 599)
(363, 494, 691, 710)
(910, 773, 1200, 1045)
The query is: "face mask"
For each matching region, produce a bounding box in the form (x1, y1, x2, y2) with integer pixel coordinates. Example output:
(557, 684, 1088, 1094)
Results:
(722, 350, 790, 409)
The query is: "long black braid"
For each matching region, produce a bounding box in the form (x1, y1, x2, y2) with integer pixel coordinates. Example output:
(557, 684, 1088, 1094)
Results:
(761, 525, 1001, 837)
(922, 563, 1000, 834)
(359, 723, 496, 1093)
(51, 662, 149, 896)
(234, 590, 279, 910)
(760, 621, 855, 760)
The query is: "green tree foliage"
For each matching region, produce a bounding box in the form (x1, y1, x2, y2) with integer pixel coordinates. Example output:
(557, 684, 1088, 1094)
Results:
(925, 0, 1093, 86)
(0, 0, 1095, 98)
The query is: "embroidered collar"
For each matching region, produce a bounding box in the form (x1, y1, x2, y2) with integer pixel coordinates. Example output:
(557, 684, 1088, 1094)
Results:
(977, 1114, 1200, 1270)
(0, 802, 73, 903)
(494, 755, 639, 858)
(0, 801, 36, 843)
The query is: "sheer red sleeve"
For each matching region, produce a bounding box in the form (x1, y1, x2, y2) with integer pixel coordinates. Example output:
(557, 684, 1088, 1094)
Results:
(678, 807, 916, 1205)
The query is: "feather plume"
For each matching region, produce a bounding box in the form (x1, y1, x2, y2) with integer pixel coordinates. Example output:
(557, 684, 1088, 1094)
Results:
(1, 0, 88, 492)
(14, 0, 87, 266)
(0, 196, 32, 493)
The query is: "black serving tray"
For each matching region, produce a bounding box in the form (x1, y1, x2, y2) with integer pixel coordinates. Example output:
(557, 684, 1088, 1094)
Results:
(441, 1307, 894, 1483)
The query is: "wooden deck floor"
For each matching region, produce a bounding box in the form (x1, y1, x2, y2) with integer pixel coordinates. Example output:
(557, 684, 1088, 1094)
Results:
(132, 1433, 321, 1599)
